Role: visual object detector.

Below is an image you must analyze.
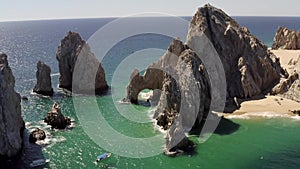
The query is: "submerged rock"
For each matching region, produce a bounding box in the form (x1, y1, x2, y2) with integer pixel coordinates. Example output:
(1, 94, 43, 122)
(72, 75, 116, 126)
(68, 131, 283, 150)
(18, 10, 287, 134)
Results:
(33, 61, 54, 96)
(272, 27, 300, 50)
(0, 53, 25, 158)
(29, 128, 46, 143)
(56, 31, 108, 95)
(44, 102, 71, 129)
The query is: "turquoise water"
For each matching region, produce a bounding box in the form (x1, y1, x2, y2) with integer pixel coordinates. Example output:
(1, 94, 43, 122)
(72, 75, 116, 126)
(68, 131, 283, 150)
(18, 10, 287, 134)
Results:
(1, 17, 300, 168)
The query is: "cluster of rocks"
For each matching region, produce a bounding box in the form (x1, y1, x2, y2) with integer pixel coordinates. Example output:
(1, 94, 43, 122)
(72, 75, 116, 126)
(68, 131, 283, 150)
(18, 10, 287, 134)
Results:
(272, 39, 300, 102)
(126, 4, 287, 155)
(33, 31, 108, 96)
(272, 27, 300, 50)
(0, 53, 25, 158)
(29, 128, 46, 143)
(44, 102, 71, 129)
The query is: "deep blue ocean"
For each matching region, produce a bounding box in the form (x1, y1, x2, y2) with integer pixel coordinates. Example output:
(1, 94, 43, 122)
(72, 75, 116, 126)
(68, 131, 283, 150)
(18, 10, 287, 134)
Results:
(0, 17, 300, 169)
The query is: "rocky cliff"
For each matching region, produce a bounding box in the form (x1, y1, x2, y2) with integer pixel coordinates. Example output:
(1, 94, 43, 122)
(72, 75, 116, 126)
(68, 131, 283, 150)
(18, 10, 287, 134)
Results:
(33, 61, 53, 96)
(187, 4, 283, 99)
(272, 27, 300, 50)
(272, 56, 300, 102)
(0, 53, 24, 158)
(126, 4, 285, 155)
(56, 31, 108, 95)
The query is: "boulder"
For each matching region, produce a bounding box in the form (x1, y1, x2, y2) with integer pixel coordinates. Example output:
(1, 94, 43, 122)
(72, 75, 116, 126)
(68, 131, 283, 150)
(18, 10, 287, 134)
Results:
(272, 27, 300, 50)
(29, 128, 46, 143)
(33, 61, 53, 96)
(56, 31, 108, 95)
(0, 53, 25, 158)
(44, 102, 71, 129)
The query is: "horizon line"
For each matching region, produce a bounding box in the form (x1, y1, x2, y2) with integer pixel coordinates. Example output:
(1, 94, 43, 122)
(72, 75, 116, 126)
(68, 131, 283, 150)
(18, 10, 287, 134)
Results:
(1, 15, 300, 23)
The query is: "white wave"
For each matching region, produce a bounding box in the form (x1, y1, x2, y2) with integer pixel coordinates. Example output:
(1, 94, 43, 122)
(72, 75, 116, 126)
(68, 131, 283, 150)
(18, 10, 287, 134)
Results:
(50, 73, 60, 77)
(30, 91, 51, 98)
(225, 111, 298, 120)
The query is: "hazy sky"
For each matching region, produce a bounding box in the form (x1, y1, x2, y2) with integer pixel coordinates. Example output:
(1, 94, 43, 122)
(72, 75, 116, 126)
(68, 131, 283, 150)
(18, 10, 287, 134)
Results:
(0, 0, 299, 21)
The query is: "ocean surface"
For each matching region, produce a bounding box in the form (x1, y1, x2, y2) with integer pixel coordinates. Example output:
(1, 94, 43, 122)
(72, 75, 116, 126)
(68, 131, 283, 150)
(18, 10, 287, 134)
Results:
(0, 16, 300, 169)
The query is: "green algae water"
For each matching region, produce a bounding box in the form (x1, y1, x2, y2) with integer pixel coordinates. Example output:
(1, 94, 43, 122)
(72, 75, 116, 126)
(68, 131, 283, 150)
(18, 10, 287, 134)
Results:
(22, 96, 300, 169)
(1, 17, 300, 168)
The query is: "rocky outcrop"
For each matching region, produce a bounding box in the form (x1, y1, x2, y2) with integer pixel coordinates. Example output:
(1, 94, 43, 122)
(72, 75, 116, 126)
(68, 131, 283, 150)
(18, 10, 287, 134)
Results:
(125, 39, 184, 104)
(44, 102, 71, 129)
(33, 61, 53, 96)
(272, 27, 300, 50)
(0, 53, 24, 158)
(272, 54, 300, 102)
(126, 4, 285, 156)
(29, 128, 46, 143)
(56, 31, 108, 95)
(187, 4, 283, 99)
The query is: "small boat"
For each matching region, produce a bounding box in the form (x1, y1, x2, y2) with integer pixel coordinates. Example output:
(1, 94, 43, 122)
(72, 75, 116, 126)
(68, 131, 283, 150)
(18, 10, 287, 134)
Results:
(96, 153, 111, 162)
(30, 159, 50, 167)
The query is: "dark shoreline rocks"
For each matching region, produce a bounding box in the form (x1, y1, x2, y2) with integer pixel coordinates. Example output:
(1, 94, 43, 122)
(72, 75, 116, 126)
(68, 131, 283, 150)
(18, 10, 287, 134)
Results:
(44, 102, 71, 129)
(33, 61, 54, 96)
(56, 31, 108, 95)
(272, 27, 300, 50)
(0, 53, 25, 158)
(29, 128, 46, 143)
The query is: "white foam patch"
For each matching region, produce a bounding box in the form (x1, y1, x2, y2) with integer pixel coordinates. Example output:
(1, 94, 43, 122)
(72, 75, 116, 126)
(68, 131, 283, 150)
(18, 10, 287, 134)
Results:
(50, 73, 60, 77)
(225, 111, 299, 120)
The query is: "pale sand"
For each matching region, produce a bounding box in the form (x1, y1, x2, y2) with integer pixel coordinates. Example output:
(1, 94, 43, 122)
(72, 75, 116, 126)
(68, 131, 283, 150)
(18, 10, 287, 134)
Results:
(222, 50, 300, 118)
(271, 49, 300, 74)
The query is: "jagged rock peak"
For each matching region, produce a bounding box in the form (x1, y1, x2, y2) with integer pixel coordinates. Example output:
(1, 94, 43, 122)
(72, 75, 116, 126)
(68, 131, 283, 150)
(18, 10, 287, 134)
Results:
(33, 61, 54, 96)
(187, 4, 282, 99)
(56, 31, 108, 95)
(0, 53, 24, 158)
(272, 27, 300, 50)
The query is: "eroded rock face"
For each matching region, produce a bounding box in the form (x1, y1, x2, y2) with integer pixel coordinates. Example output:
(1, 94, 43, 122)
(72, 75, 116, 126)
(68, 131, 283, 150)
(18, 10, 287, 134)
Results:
(272, 27, 300, 50)
(187, 4, 282, 99)
(126, 4, 286, 156)
(125, 39, 184, 104)
(29, 128, 46, 143)
(0, 53, 24, 158)
(33, 61, 53, 96)
(56, 31, 108, 95)
(272, 53, 300, 102)
(44, 102, 71, 129)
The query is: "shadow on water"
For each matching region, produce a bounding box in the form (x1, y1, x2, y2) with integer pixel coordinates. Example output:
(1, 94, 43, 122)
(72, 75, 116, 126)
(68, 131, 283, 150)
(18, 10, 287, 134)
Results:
(0, 129, 47, 169)
(190, 116, 240, 136)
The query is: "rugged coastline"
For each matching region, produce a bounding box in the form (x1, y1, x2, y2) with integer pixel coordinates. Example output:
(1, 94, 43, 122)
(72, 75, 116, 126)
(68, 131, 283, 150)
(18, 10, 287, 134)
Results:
(125, 4, 300, 155)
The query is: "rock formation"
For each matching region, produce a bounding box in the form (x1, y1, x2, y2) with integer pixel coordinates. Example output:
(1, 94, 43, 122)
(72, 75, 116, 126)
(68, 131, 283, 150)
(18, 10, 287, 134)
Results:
(29, 128, 46, 143)
(0, 53, 25, 158)
(187, 4, 283, 99)
(44, 102, 71, 129)
(272, 57, 300, 102)
(272, 27, 300, 50)
(56, 31, 108, 95)
(33, 61, 53, 96)
(126, 4, 285, 156)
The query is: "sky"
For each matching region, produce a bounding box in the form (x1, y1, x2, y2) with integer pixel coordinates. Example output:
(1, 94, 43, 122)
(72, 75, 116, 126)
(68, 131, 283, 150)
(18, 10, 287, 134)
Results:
(0, 0, 300, 22)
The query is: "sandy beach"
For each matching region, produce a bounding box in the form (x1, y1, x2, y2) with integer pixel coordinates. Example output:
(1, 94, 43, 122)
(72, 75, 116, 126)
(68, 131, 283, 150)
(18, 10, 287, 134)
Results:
(222, 50, 300, 118)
